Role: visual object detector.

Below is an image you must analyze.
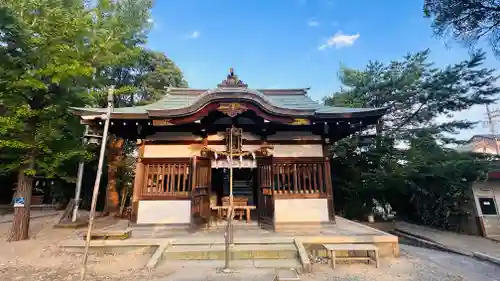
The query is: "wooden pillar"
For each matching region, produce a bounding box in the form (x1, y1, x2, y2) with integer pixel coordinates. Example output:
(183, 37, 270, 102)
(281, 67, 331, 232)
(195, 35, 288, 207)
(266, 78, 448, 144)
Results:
(322, 137, 335, 223)
(131, 140, 146, 222)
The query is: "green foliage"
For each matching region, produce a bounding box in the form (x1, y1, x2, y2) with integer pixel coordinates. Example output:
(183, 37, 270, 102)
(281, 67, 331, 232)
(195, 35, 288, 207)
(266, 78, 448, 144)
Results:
(424, 0, 500, 58)
(0, 0, 176, 184)
(401, 133, 491, 229)
(134, 50, 188, 105)
(326, 50, 499, 140)
(0, 0, 92, 178)
(326, 50, 500, 230)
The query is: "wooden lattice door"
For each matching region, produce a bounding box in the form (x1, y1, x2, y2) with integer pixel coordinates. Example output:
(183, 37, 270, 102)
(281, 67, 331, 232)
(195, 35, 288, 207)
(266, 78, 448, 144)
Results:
(190, 156, 212, 228)
(257, 157, 274, 230)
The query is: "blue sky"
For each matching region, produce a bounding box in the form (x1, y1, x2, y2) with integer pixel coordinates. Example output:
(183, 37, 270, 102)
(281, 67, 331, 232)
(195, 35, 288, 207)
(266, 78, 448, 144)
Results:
(147, 0, 500, 140)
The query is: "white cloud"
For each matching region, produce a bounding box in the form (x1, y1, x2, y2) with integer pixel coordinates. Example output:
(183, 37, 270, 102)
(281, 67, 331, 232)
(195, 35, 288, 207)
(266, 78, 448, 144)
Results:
(188, 31, 200, 39)
(318, 31, 360, 50)
(307, 19, 320, 27)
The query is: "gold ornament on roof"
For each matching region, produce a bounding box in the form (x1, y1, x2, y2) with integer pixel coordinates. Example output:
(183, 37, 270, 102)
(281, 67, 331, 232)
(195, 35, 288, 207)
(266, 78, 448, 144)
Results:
(217, 103, 248, 117)
(290, 118, 310, 125)
(218, 68, 248, 88)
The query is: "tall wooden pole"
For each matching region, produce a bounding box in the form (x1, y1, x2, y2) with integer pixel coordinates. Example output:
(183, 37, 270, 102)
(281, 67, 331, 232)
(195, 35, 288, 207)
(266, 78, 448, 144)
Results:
(229, 127, 234, 246)
(72, 125, 88, 222)
(80, 87, 114, 281)
(223, 126, 235, 272)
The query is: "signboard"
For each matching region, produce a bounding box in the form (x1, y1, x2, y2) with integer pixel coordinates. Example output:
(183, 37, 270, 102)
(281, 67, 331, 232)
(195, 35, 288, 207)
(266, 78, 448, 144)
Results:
(152, 119, 174, 126)
(13, 197, 25, 208)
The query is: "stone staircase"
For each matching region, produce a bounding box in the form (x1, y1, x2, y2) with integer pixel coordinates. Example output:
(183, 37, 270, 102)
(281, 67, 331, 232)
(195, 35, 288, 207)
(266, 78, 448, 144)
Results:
(159, 242, 302, 269)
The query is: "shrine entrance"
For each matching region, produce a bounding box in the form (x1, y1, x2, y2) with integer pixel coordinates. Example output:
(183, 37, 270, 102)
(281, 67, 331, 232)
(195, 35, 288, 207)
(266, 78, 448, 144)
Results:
(72, 68, 388, 229)
(210, 167, 258, 222)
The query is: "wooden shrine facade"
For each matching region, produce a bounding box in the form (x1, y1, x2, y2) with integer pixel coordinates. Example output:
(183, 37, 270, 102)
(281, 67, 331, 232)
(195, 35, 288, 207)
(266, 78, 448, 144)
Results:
(71, 69, 387, 230)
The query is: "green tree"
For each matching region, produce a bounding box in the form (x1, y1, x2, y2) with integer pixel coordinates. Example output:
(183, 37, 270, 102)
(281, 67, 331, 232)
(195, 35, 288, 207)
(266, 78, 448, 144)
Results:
(326, 50, 498, 140)
(78, 0, 154, 215)
(0, 0, 93, 241)
(325, 50, 500, 229)
(134, 49, 188, 104)
(424, 0, 500, 57)
(98, 48, 188, 214)
(0, 0, 154, 240)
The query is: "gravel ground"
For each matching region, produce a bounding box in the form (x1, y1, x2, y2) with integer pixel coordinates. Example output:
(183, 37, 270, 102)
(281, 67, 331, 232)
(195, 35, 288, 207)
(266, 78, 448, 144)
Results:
(150, 244, 497, 281)
(1, 214, 499, 281)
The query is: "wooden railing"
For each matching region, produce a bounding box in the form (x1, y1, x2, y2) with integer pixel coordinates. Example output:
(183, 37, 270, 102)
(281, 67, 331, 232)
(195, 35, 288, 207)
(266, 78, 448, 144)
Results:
(272, 158, 329, 198)
(141, 158, 191, 199)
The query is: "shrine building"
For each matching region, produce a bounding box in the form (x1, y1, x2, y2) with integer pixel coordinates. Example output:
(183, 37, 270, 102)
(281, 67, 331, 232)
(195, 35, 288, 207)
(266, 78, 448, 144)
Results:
(71, 69, 387, 231)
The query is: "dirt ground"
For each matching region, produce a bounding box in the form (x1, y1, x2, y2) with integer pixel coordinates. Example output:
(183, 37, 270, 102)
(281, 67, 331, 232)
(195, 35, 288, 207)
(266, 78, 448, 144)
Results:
(0, 212, 169, 281)
(0, 213, 497, 281)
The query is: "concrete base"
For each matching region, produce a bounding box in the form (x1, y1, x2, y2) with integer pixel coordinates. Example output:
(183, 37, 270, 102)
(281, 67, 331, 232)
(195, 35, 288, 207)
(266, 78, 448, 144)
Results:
(164, 244, 297, 260)
(473, 252, 500, 266)
(58, 216, 399, 273)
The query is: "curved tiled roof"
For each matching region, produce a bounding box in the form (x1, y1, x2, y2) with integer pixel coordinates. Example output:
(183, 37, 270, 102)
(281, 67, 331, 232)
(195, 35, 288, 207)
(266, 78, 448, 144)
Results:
(71, 87, 387, 119)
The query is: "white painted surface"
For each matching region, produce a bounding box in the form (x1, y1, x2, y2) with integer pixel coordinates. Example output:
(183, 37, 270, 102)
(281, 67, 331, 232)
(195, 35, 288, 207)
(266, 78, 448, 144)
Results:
(137, 200, 191, 224)
(144, 143, 323, 158)
(145, 131, 321, 143)
(273, 144, 323, 158)
(242, 144, 323, 158)
(274, 198, 329, 223)
(143, 144, 199, 158)
(143, 144, 226, 158)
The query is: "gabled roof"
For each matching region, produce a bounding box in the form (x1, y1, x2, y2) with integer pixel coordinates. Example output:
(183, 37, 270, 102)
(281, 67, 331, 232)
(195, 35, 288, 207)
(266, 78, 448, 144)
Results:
(468, 134, 500, 142)
(71, 69, 387, 120)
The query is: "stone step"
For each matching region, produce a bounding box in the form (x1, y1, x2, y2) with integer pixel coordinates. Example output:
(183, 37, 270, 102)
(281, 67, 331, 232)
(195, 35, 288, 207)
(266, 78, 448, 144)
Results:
(163, 243, 298, 260)
(159, 258, 302, 269)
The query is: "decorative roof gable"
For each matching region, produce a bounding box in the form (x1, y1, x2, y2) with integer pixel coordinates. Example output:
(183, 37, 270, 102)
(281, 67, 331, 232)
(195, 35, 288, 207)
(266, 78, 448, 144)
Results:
(70, 68, 387, 120)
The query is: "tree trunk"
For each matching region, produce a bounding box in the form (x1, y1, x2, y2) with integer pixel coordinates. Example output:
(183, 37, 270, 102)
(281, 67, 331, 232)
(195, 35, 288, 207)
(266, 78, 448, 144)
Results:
(8, 166, 34, 241)
(375, 119, 383, 149)
(103, 136, 124, 215)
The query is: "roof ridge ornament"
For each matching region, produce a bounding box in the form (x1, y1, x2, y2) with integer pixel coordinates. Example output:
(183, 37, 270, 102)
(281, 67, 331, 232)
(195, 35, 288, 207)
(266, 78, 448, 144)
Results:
(217, 68, 248, 88)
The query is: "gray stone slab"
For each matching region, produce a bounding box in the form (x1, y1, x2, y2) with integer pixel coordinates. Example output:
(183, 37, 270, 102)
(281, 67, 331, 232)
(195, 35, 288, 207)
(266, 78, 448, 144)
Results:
(274, 269, 300, 281)
(253, 259, 301, 268)
(473, 252, 500, 266)
(146, 243, 169, 269)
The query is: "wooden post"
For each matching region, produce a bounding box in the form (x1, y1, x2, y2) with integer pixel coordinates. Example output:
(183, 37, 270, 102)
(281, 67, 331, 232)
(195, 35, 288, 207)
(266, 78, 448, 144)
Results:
(130, 139, 145, 222)
(322, 137, 335, 222)
(80, 87, 114, 281)
(131, 165, 144, 222)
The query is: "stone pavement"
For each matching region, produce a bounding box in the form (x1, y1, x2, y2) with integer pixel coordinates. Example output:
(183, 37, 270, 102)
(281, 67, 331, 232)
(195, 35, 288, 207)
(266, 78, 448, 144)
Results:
(396, 221, 500, 259)
(129, 216, 389, 240)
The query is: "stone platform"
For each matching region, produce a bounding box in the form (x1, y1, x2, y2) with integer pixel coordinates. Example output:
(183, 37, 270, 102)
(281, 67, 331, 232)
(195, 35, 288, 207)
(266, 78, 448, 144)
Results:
(58, 216, 399, 272)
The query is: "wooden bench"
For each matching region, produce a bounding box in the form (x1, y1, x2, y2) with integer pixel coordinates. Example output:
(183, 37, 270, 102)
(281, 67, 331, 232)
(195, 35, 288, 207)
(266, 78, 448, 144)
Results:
(211, 205, 256, 222)
(323, 243, 379, 269)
